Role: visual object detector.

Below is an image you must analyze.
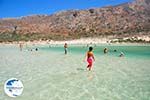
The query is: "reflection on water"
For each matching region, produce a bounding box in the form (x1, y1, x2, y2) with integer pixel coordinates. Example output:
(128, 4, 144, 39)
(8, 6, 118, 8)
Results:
(87, 71, 95, 81)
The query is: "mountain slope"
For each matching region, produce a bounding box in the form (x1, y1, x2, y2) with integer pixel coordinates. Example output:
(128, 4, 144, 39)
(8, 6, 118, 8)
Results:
(0, 0, 150, 41)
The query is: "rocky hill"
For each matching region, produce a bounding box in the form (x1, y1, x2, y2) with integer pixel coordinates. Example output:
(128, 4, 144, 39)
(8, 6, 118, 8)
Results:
(0, 0, 150, 42)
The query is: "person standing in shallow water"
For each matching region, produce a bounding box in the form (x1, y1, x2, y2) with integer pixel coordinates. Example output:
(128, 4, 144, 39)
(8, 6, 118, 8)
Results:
(85, 47, 95, 71)
(104, 47, 108, 54)
(64, 43, 68, 54)
(19, 43, 23, 51)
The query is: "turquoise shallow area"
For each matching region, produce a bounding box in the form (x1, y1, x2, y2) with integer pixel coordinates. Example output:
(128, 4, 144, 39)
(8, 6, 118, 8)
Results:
(0, 44, 150, 100)
(41, 44, 150, 59)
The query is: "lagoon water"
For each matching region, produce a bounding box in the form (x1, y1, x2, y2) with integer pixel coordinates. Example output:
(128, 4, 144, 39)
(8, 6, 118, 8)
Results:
(0, 44, 150, 100)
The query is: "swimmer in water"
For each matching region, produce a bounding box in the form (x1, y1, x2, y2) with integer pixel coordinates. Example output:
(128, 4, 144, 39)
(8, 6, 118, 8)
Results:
(35, 48, 38, 51)
(114, 49, 117, 52)
(85, 47, 95, 71)
(119, 52, 124, 57)
(104, 47, 108, 54)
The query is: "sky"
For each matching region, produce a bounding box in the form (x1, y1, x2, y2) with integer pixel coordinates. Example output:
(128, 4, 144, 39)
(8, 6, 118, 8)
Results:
(0, 0, 132, 18)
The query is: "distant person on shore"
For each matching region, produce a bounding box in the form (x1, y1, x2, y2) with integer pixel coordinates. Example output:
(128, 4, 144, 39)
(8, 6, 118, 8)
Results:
(119, 52, 124, 57)
(85, 47, 95, 71)
(104, 47, 108, 54)
(64, 43, 68, 54)
(19, 43, 23, 51)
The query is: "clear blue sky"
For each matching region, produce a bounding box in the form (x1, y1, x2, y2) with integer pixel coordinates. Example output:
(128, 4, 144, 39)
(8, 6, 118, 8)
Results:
(0, 0, 132, 18)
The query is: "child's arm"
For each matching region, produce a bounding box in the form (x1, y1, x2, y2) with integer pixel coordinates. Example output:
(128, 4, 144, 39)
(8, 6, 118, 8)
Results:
(84, 52, 87, 62)
(92, 53, 95, 61)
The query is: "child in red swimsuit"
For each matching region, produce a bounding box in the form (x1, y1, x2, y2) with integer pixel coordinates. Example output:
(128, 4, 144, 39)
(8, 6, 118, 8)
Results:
(86, 47, 95, 71)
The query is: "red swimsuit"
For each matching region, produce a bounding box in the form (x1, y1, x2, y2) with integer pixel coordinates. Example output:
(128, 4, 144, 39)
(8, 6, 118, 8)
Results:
(87, 52, 94, 68)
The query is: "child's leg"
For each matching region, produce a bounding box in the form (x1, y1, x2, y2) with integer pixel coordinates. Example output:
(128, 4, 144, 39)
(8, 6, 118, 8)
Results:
(87, 64, 90, 68)
(87, 58, 93, 70)
(89, 62, 92, 71)
(88, 62, 92, 71)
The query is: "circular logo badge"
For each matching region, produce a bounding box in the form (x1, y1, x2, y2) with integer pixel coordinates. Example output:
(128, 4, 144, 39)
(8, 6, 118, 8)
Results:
(4, 78, 24, 97)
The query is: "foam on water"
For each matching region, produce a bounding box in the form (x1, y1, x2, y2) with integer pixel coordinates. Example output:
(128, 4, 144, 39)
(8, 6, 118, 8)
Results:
(0, 44, 150, 100)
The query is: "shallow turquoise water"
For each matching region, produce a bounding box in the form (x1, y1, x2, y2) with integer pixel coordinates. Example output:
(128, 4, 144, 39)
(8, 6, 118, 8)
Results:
(41, 44, 150, 58)
(0, 44, 150, 100)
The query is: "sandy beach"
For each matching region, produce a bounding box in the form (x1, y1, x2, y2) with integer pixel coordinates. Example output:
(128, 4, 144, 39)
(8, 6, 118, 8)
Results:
(0, 36, 150, 46)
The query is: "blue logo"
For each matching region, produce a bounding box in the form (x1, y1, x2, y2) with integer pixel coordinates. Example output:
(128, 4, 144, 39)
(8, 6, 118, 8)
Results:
(4, 78, 24, 97)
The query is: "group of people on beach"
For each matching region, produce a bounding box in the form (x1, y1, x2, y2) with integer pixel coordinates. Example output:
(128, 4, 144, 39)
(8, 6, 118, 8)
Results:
(63, 43, 95, 71)
(19, 42, 124, 71)
(103, 47, 124, 57)
(19, 43, 38, 51)
(64, 43, 124, 71)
